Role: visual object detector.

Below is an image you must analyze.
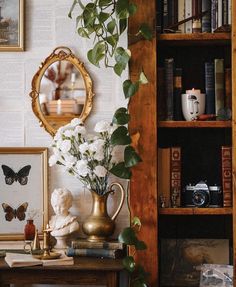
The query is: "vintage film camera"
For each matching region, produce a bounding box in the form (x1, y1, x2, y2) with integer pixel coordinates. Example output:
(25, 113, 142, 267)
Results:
(182, 180, 222, 207)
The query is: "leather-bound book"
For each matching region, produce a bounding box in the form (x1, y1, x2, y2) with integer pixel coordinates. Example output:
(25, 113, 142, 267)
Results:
(170, 147, 181, 207)
(214, 59, 224, 116)
(173, 68, 183, 121)
(164, 58, 174, 120)
(205, 62, 215, 114)
(221, 146, 232, 207)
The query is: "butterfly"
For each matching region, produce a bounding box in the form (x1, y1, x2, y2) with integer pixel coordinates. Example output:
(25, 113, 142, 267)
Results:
(2, 202, 28, 221)
(1, 165, 31, 185)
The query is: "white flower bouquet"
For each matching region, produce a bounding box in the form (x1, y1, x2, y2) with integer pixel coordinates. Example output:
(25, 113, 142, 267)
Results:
(49, 108, 141, 195)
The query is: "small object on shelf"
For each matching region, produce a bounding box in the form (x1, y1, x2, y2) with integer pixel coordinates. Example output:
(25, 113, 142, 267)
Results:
(181, 89, 206, 121)
(192, 19, 202, 33)
(24, 219, 36, 241)
(171, 188, 179, 208)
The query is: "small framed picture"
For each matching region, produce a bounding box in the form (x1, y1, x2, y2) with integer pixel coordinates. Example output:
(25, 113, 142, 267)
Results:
(0, 0, 24, 51)
(0, 147, 48, 240)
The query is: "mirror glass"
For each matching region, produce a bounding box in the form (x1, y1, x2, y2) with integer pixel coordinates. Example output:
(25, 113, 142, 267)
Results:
(30, 47, 94, 136)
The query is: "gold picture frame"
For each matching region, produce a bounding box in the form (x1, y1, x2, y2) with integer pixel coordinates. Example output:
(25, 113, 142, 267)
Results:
(0, 147, 48, 240)
(0, 0, 24, 51)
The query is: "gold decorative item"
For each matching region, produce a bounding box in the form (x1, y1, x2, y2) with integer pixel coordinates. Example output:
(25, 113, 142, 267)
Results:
(29, 46, 95, 136)
(82, 183, 125, 242)
(32, 229, 41, 251)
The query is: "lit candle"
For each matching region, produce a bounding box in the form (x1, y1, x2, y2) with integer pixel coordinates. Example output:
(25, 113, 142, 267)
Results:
(57, 99, 62, 115)
(186, 88, 201, 96)
(71, 73, 76, 83)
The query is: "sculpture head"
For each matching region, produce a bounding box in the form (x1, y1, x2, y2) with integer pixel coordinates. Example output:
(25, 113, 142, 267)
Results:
(51, 187, 73, 216)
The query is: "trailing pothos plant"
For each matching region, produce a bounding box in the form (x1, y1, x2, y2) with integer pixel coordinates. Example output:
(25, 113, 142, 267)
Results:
(68, 0, 152, 180)
(118, 217, 149, 287)
(69, 1, 152, 286)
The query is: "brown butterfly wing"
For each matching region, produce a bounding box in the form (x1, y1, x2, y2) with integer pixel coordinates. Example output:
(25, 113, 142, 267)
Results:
(16, 202, 28, 221)
(2, 203, 15, 221)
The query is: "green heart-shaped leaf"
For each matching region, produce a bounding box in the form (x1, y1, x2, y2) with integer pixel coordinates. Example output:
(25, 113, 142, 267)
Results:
(98, 0, 112, 7)
(122, 256, 136, 272)
(107, 19, 116, 34)
(109, 162, 131, 179)
(139, 71, 149, 84)
(119, 18, 127, 34)
(124, 146, 142, 167)
(111, 126, 131, 145)
(123, 79, 139, 98)
(112, 107, 130, 125)
(139, 23, 152, 40)
(118, 227, 137, 245)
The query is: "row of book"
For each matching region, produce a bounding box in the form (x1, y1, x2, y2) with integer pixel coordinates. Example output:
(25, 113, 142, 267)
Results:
(65, 239, 126, 259)
(157, 0, 232, 34)
(158, 146, 232, 208)
(158, 58, 232, 121)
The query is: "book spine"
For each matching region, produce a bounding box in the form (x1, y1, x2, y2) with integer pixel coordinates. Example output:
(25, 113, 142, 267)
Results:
(173, 68, 183, 120)
(221, 146, 232, 207)
(205, 62, 215, 114)
(225, 68, 232, 111)
(218, 0, 222, 28)
(158, 148, 171, 208)
(158, 67, 166, 120)
(170, 147, 181, 207)
(228, 0, 231, 25)
(185, 0, 192, 33)
(192, 0, 202, 18)
(156, 0, 163, 33)
(202, 0, 211, 32)
(66, 248, 124, 259)
(163, 0, 168, 29)
(178, 0, 185, 33)
(71, 240, 124, 250)
(222, 0, 228, 25)
(167, 0, 178, 28)
(164, 58, 174, 120)
(211, 0, 218, 32)
(214, 58, 224, 116)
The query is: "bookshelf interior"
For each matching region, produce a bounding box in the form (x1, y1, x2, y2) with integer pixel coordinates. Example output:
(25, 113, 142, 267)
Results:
(128, 0, 235, 286)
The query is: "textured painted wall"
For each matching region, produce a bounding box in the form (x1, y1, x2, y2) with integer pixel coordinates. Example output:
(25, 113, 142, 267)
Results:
(0, 0, 129, 269)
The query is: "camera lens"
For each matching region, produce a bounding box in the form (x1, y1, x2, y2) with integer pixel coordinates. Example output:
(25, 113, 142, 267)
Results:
(192, 190, 209, 207)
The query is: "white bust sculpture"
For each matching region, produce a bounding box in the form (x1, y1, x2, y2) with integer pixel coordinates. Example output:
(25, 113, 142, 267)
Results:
(49, 188, 79, 249)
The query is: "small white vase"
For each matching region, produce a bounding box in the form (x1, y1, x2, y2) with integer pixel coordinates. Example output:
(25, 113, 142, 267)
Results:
(181, 93, 205, 121)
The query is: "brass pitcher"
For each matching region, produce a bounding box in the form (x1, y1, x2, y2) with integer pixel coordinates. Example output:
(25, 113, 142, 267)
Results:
(82, 182, 125, 242)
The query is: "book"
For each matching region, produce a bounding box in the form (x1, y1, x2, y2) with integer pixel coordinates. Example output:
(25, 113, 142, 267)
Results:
(218, 0, 223, 28)
(178, 0, 185, 33)
(205, 62, 215, 114)
(66, 247, 125, 259)
(211, 0, 218, 32)
(222, 0, 228, 25)
(214, 58, 224, 116)
(173, 68, 183, 121)
(4, 252, 74, 268)
(170, 147, 181, 207)
(221, 146, 232, 207)
(202, 0, 211, 32)
(185, 0, 192, 33)
(164, 58, 174, 120)
(71, 239, 124, 250)
(157, 67, 166, 120)
(158, 148, 171, 207)
(225, 68, 232, 112)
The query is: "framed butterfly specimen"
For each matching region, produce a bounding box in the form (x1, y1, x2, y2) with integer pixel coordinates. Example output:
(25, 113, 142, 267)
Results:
(1, 165, 31, 185)
(0, 147, 48, 240)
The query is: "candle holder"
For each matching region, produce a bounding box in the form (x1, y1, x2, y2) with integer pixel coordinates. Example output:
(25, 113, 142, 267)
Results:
(181, 89, 205, 121)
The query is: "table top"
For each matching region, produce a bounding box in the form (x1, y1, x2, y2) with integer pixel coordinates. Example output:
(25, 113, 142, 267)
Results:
(0, 257, 124, 271)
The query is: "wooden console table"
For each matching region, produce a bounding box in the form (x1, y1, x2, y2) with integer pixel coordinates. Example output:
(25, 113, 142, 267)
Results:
(0, 257, 124, 286)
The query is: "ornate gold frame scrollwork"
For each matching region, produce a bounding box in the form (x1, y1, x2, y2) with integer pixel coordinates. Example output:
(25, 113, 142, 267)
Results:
(30, 46, 95, 136)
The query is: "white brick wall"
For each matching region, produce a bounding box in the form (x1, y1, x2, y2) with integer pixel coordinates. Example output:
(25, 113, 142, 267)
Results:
(1, 1, 129, 286)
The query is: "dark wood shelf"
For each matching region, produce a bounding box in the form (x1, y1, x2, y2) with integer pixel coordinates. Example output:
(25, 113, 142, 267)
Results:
(158, 120, 231, 128)
(157, 32, 231, 46)
(159, 207, 232, 215)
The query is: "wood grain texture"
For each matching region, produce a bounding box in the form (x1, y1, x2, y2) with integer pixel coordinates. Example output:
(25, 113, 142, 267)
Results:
(128, 1, 158, 286)
(232, 0, 236, 284)
(0, 257, 123, 286)
(158, 120, 231, 128)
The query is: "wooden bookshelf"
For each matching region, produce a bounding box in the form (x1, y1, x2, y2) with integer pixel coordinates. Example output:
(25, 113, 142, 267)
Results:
(159, 207, 232, 215)
(157, 32, 231, 46)
(158, 121, 232, 128)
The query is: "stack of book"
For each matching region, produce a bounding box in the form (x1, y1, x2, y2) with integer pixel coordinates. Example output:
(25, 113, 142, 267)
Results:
(157, 0, 232, 34)
(66, 239, 126, 259)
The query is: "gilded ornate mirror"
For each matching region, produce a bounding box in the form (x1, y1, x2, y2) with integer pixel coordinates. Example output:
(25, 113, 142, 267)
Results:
(30, 47, 94, 136)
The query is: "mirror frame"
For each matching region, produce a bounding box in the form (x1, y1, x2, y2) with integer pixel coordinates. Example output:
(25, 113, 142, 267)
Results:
(30, 46, 94, 136)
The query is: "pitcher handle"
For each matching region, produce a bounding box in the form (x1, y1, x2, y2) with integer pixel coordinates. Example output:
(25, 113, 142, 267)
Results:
(109, 182, 125, 221)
